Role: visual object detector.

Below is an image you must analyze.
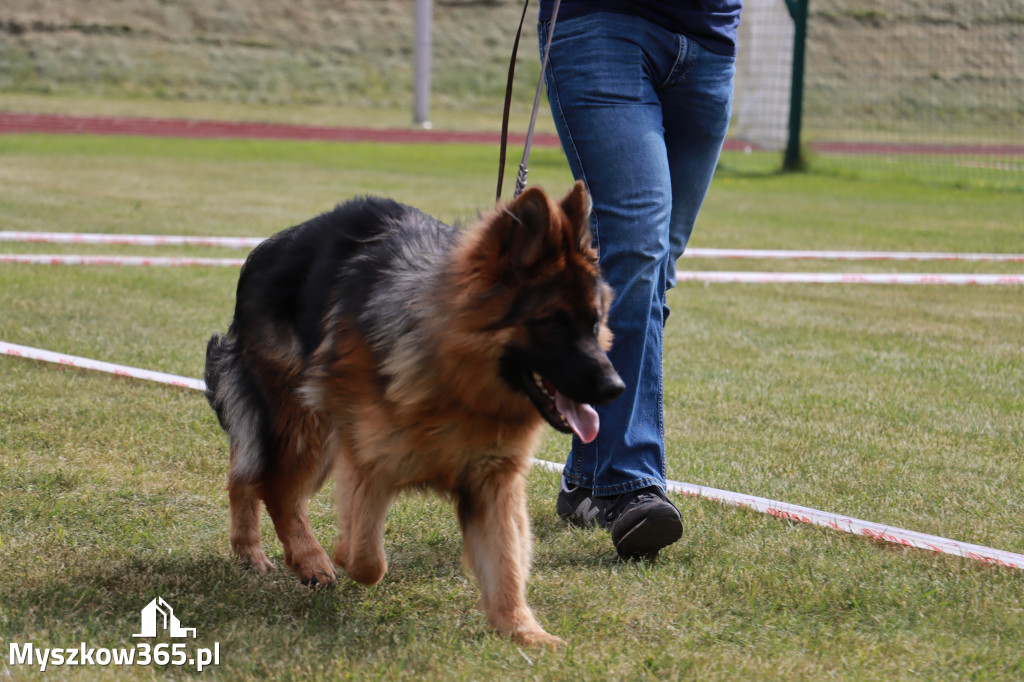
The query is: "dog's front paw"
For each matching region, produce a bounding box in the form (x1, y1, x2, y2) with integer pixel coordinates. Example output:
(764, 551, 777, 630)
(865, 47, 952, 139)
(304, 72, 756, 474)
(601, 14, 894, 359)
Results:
(513, 627, 565, 648)
(333, 540, 387, 585)
(490, 609, 565, 648)
(340, 555, 387, 586)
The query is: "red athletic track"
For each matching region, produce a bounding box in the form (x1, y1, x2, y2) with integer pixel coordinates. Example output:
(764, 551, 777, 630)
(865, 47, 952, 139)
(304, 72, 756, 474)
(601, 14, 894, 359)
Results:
(1, 112, 1020, 156)
(0, 111, 769, 151)
(0, 111, 563, 147)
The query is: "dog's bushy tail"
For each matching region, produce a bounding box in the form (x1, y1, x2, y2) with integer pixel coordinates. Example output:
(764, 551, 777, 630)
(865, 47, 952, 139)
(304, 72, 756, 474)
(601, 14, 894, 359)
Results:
(205, 333, 268, 484)
(204, 333, 232, 429)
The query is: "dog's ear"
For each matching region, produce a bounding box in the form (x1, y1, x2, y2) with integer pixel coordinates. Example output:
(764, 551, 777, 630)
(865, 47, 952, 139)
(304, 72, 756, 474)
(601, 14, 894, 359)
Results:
(496, 186, 552, 268)
(509, 186, 552, 231)
(560, 180, 593, 252)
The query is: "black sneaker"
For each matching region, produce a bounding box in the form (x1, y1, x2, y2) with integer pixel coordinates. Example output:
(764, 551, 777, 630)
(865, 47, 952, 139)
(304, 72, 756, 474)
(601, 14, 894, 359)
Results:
(606, 486, 682, 560)
(556, 476, 613, 529)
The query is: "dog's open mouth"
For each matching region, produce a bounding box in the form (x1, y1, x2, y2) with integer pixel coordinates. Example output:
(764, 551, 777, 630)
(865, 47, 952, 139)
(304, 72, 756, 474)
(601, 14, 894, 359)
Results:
(526, 370, 600, 443)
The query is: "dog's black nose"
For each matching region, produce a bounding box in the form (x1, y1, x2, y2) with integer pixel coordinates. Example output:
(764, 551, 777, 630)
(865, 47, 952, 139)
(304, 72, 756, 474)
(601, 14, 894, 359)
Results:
(594, 371, 626, 404)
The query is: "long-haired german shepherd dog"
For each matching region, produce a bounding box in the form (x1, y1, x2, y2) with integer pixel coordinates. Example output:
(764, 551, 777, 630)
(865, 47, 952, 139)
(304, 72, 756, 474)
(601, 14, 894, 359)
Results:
(204, 181, 624, 646)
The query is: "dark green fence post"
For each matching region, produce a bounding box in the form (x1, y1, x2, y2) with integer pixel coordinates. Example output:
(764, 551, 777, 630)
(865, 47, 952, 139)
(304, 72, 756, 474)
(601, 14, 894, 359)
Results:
(782, 0, 809, 171)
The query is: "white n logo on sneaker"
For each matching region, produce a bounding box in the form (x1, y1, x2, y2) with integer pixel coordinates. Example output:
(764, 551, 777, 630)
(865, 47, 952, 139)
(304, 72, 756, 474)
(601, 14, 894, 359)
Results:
(574, 499, 601, 525)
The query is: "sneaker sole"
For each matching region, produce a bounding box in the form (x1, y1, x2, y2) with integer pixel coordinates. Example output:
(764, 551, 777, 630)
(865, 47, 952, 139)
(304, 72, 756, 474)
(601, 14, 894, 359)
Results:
(612, 506, 683, 560)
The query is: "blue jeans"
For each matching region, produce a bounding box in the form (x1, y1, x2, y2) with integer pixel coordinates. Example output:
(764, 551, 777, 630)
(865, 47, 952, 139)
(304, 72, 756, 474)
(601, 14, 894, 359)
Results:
(540, 12, 735, 496)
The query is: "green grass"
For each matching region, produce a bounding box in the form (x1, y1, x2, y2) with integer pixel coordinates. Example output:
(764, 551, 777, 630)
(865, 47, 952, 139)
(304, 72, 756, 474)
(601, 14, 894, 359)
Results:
(2, 129, 1024, 680)
(0, 0, 547, 113)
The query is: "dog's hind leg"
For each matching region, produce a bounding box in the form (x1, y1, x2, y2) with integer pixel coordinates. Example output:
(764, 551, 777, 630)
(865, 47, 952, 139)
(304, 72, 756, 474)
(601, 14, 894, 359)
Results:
(211, 341, 277, 573)
(227, 477, 274, 573)
(458, 470, 564, 647)
(332, 453, 395, 586)
(261, 462, 338, 587)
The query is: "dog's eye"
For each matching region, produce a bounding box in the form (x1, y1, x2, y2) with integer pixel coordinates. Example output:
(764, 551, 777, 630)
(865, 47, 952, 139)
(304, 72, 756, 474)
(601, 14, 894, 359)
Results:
(531, 315, 565, 336)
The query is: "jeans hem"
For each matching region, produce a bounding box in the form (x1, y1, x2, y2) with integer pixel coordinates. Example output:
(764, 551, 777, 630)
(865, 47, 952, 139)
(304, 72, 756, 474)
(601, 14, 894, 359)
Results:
(562, 471, 666, 499)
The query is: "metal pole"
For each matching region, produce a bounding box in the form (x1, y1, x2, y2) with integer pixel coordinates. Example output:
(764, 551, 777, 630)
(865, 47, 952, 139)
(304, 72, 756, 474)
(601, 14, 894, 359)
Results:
(783, 0, 808, 171)
(413, 0, 433, 129)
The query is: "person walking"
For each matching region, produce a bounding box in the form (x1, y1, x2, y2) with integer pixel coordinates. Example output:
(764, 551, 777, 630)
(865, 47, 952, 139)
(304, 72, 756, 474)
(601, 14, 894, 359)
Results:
(539, 0, 743, 559)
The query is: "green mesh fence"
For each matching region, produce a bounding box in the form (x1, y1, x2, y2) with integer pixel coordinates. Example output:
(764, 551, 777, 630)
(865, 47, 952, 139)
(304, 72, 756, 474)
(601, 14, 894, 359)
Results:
(730, 0, 1023, 190)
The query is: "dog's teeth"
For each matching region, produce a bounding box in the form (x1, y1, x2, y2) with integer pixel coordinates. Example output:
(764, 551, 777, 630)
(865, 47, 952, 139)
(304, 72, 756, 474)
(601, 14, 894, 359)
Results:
(531, 371, 553, 399)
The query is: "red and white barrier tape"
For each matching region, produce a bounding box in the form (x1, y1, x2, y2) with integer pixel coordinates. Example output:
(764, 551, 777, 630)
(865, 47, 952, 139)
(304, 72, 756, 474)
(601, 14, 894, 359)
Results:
(0, 231, 263, 249)
(3, 232, 1024, 263)
(675, 271, 1024, 285)
(531, 459, 1024, 570)
(4, 253, 1023, 285)
(0, 254, 245, 267)
(0, 341, 206, 391)
(4, 338, 1022, 571)
(684, 248, 1024, 262)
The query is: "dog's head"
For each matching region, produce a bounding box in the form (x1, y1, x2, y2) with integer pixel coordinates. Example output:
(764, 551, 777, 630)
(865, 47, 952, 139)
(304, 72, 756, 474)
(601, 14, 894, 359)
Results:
(453, 181, 625, 442)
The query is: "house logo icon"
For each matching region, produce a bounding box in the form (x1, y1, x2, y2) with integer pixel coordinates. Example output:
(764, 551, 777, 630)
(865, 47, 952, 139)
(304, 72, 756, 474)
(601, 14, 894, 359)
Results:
(133, 597, 197, 638)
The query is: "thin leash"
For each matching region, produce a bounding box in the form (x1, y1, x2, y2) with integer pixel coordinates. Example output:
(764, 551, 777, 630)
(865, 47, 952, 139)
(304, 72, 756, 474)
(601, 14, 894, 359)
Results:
(496, 0, 562, 202)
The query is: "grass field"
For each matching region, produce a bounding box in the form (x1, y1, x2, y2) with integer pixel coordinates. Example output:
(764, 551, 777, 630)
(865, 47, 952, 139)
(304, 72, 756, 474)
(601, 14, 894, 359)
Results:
(1, 125, 1023, 680)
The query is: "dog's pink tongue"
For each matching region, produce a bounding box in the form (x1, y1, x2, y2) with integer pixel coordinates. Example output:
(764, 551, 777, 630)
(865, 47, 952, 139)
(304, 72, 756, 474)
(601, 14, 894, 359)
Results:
(554, 392, 600, 444)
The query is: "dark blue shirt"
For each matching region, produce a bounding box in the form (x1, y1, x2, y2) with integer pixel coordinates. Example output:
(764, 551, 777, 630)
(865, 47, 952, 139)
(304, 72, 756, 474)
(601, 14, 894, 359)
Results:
(539, 0, 743, 56)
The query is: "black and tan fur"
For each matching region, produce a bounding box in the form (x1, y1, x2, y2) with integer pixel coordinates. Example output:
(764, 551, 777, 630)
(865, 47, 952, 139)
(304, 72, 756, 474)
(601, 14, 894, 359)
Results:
(204, 182, 623, 646)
